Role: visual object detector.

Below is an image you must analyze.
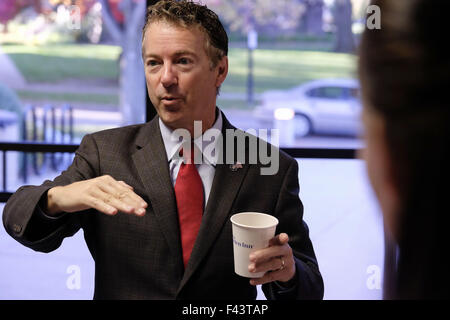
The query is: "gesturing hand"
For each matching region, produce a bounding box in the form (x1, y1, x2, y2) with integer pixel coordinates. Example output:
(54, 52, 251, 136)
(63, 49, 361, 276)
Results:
(248, 233, 296, 286)
(46, 175, 148, 217)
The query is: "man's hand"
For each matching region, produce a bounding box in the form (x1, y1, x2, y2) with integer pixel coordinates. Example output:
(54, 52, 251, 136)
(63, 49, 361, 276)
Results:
(248, 233, 296, 286)
(46, 175, 148, 217)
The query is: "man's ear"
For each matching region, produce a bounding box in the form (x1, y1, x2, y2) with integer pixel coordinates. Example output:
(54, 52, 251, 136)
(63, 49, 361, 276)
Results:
(215, 56, 228, 87)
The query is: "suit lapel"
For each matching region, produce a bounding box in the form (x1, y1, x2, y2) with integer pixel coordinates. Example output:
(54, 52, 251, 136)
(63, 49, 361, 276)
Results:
(177, 112, 250, 294)
(132, 118, 183, 269)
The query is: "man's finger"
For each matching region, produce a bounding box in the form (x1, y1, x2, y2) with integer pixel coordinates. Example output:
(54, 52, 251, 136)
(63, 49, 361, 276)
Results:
(98, 183, 135, 206)
(249, 243, 290, 265)
(98, 181, 147, 215)
(268, 233, 289, 247)
(97, 175, 144, 206)
(98, 189, 136, 214)
(118, 181, 134, 190)
(249, 268, 284, 286)
(249, 255, 285, 274)
(90, 187, 139, 215)
(88, 195, 118, 216)
(250, 233, 290, 263)
(112, 181, 148, 209)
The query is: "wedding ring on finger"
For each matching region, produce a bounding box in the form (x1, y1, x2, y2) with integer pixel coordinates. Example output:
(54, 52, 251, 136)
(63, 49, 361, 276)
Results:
(278, 256, 285, 271)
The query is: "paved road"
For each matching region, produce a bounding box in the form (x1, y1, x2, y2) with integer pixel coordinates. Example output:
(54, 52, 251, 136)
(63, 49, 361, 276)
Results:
(222, 109, 364, 149)
(0, 46, 26, 89)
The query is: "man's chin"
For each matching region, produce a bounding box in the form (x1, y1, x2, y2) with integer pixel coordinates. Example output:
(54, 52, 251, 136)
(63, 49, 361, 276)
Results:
(159, 113, 185, 130)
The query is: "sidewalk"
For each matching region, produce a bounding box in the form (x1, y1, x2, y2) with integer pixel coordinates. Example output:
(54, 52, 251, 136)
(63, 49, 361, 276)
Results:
(0, 46, 26, 89)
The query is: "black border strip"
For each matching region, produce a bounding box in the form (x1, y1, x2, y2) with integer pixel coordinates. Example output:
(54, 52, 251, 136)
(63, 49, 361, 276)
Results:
(0, 143, 359, 203)
(0, 142, 79, 153)
(1, 143, 358, 159)
(282, 147, 358, 159)
(0, 143, 359, 159)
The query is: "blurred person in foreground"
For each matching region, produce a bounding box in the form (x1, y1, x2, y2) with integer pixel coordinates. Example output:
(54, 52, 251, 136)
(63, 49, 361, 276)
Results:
(2, 0, 323, 299)
(359, 0, 450, 299)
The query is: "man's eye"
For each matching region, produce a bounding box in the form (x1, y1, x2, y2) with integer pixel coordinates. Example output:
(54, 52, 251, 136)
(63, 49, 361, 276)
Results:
(178, 58, 190, 64)
(147, 60, 159, 66)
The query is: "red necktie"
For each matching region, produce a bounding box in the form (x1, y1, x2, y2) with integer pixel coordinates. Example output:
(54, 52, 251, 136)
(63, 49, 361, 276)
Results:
(174, 144, 204, 267)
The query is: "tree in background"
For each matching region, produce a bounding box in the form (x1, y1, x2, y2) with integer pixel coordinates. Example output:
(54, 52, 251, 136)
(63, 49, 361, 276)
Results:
(0, 0, 19, 31)
(52, 0, 147, 125)
(49, 0, 96, 16)
(98, 0, 146, 125)
(0, 0, 43, 32)
(204, 0, 305, 37)
(2, 0, 146, 126)
(205, 0, 362, 54)
(333, 0, 355, 53)
(298, 0, 324, 35)
(48, 0, 124, 24)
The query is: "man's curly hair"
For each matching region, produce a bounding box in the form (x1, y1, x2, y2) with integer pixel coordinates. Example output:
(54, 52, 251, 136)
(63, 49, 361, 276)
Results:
(142, 0, 228, 68)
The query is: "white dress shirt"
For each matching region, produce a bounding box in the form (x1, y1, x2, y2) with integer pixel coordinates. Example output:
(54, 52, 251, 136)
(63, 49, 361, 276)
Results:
(158, 110, 223, 209)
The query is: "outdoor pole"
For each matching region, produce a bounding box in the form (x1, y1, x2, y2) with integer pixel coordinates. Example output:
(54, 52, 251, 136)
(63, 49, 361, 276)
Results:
(247, 47, 254, 105)
(145, 0, 160, 122)
(2, 151, 6, 192)
(247, 28, 257, 105)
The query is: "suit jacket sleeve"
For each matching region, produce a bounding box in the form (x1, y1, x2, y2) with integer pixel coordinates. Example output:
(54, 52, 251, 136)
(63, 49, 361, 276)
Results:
(2, 134, 99, 253)
(262, 158, 324, 300)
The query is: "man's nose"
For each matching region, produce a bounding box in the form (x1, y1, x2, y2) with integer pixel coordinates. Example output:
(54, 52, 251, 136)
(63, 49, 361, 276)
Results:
(161, 64, 177, 88)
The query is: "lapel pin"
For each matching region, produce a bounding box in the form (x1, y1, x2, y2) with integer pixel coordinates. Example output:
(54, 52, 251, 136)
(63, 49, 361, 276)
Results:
(229, 162, 243, 172)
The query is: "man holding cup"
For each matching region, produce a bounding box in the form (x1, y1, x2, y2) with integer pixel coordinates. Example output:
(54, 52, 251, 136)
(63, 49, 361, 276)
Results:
(3, 0, 323, 299)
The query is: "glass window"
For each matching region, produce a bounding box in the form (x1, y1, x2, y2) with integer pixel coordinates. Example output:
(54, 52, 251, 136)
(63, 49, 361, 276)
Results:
(316, 86, 346, 99)
(305, 88, 320, 98)
(1, 0, 146, 190)
(0, 0, 147, 145)
(202, 0, 368, 148)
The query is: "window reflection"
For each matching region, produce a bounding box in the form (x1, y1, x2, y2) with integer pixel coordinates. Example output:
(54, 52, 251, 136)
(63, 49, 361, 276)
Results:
(204, 0, 367, 148)
(0, 0, 146, 189)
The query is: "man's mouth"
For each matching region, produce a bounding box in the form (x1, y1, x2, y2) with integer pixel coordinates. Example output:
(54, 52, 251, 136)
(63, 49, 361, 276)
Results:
(160, 96, 183, 108)
(161, 96, 182, 101)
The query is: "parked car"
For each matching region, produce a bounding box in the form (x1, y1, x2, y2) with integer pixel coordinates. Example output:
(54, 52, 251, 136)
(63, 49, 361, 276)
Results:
(253, 78, 363, 137)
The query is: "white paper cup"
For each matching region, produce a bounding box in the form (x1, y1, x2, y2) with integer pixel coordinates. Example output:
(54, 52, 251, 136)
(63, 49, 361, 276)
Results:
(230, 212, 279, 278)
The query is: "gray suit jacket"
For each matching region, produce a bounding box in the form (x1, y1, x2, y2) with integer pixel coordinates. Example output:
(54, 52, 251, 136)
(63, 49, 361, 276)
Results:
(3, 112, 324, 300)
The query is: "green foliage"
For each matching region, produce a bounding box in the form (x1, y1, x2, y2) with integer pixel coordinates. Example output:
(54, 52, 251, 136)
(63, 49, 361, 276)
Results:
(205, 0, 305, 35)
(1, 45, 356, 111)
(16, 90, 118, 105)
(222, 48, 357, 94)
(1, 43, 121, 83)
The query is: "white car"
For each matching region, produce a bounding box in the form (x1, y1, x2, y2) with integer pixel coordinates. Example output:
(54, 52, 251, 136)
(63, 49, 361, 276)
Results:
(253, 79, 363, 137)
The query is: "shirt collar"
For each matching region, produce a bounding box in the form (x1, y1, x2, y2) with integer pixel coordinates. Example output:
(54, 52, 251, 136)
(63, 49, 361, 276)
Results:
(159, 108, 223, 166)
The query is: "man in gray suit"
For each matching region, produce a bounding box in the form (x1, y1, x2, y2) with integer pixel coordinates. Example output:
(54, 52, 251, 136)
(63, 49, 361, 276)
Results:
(3, 0, 323, 299)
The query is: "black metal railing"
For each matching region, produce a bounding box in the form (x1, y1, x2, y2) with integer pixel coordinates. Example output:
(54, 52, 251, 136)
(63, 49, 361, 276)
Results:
(20, 104, 74, 181)
(0, 142, 358, 202)
(0, 142, 78, 202)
